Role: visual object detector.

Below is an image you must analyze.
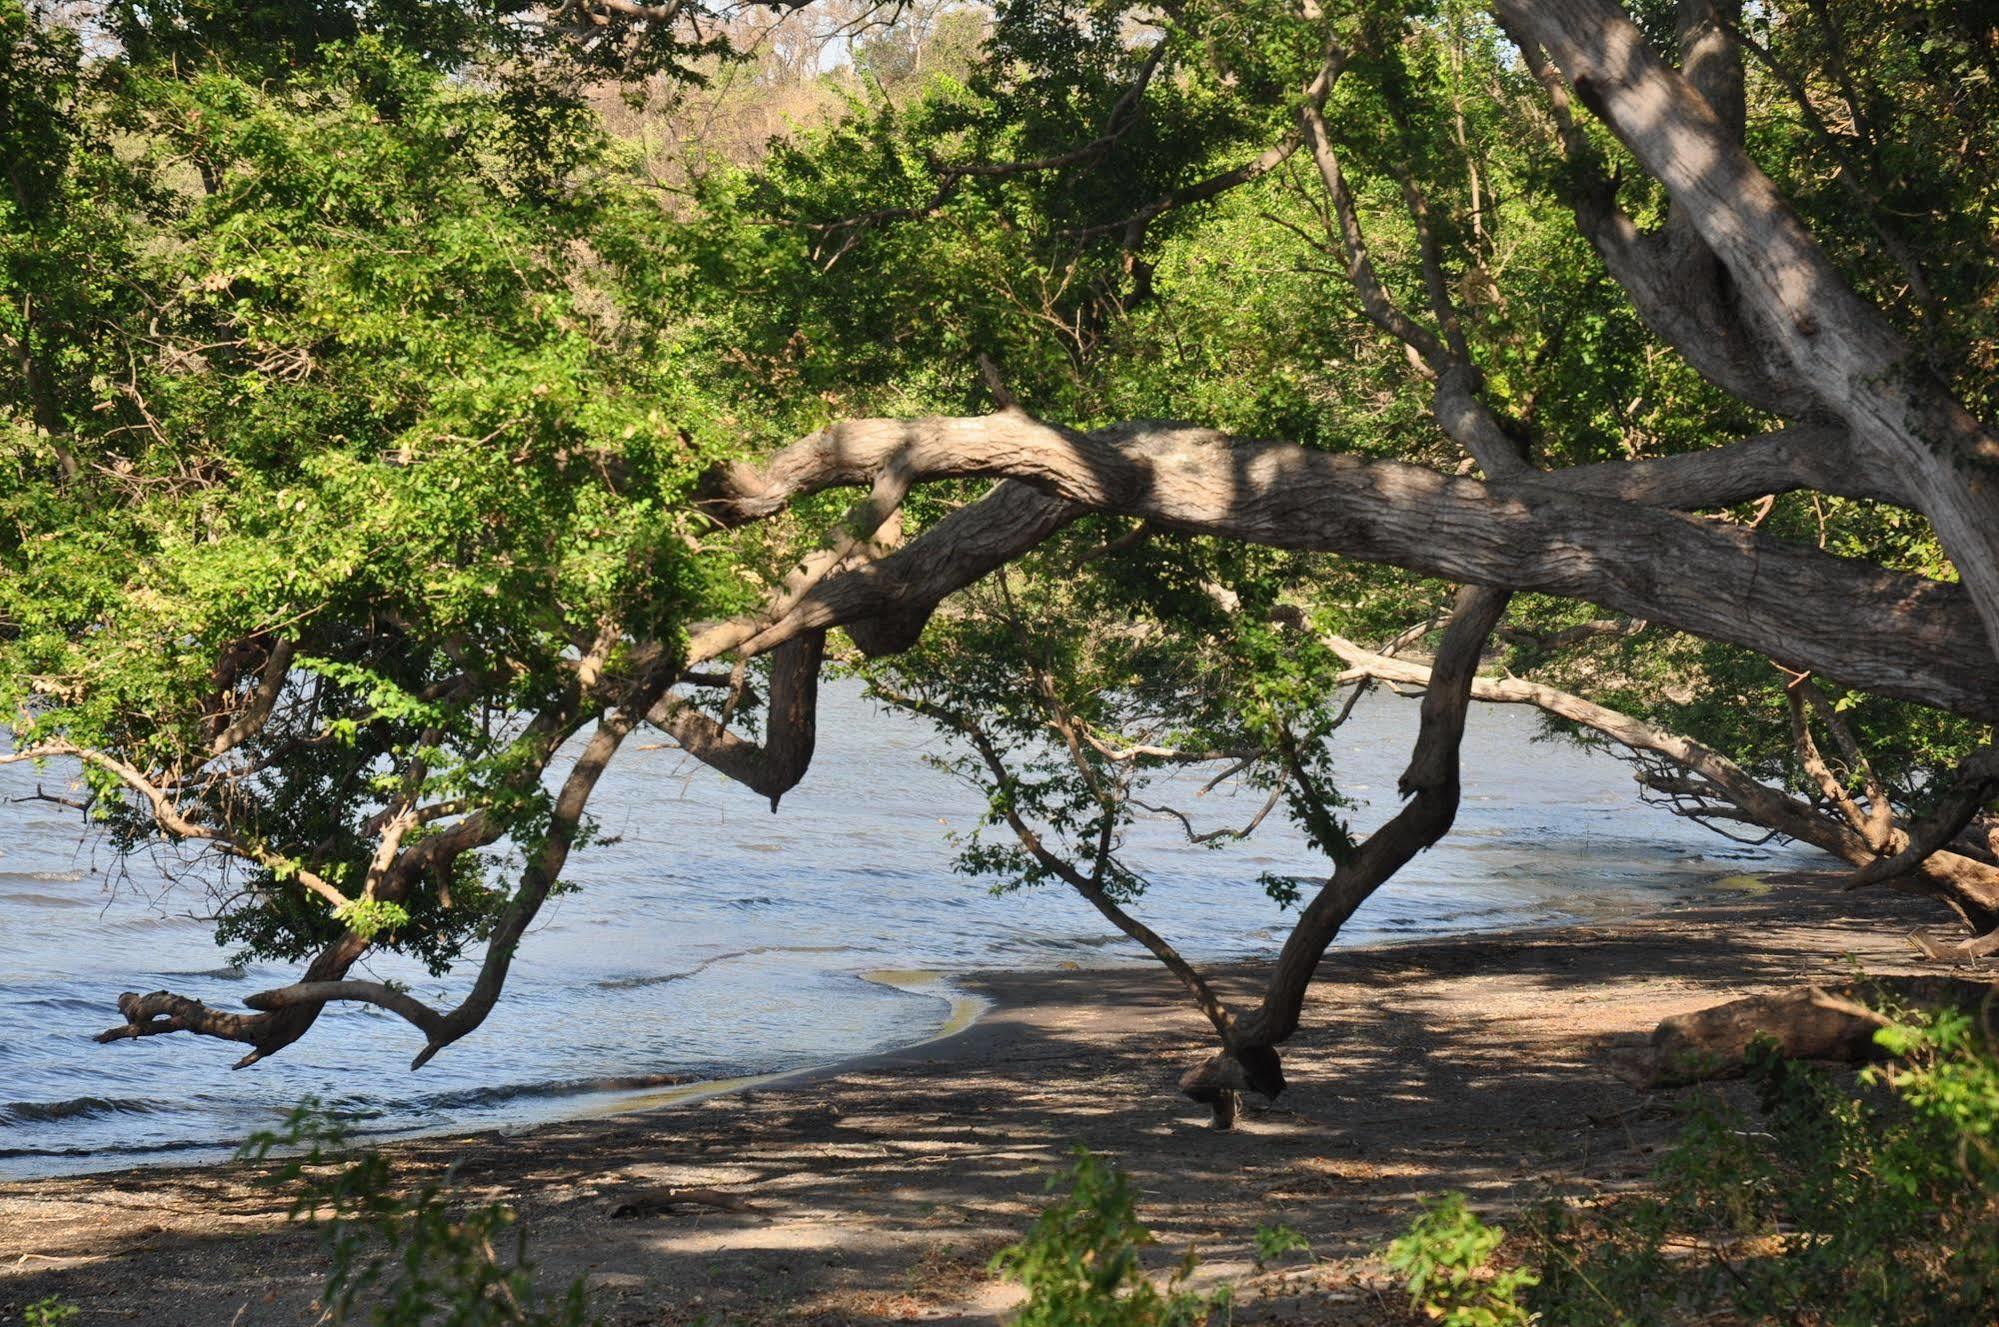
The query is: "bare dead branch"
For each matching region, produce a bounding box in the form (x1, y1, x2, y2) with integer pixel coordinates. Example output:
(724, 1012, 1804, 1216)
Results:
(1328, 637, 1999, 933)
(2, 742, 352, 911)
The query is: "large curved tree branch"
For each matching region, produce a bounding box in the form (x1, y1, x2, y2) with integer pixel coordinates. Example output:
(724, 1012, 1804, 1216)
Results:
(648, 630, 826, 808)
(693, 413, 1999, 720)
(1845, 745, 1999, 894)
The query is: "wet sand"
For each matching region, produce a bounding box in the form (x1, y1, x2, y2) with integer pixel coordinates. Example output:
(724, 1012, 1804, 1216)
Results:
(0, 874, 1969, 1326)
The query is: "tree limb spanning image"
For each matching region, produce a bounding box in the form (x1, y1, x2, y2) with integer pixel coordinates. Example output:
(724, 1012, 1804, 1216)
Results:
(2, 0, 1996, 1117)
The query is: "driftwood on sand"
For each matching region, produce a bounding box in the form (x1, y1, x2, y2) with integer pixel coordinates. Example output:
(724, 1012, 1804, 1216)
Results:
(599, 1187, 761, 1219)
(1615, 976, 1996, 1089)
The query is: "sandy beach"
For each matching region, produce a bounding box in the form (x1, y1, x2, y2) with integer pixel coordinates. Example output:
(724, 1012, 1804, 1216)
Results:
(0, 874, 1967, 1326)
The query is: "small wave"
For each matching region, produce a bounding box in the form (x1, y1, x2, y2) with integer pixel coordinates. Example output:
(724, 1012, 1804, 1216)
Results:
(0, 869, 88, 885)
(0, 1135, 219, 1162)
(0, 890, 94, 908)
(596, 970, 697, 990)
(1, 1095, 164, 1125)
(2, 993, 110, 1014)
(595, 944, 850, 990)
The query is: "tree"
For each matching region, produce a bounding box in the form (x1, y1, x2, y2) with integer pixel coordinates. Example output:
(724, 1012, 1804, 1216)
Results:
(3, 0, 1995, 1115)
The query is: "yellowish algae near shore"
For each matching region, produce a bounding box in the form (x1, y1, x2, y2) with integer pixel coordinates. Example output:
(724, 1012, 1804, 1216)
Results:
(1711, 873, 1770, 894)
(858, 968, 987, 1039)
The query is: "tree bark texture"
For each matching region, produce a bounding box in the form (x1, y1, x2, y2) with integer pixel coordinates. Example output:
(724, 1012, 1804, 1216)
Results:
(694, 415, 1999, 721)
(1495, 0, 1999, 663)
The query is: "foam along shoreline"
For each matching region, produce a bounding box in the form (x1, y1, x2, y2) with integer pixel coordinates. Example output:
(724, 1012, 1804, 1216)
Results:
(0, 873, 1788, 1179)
(0, 875, 1768, 1183)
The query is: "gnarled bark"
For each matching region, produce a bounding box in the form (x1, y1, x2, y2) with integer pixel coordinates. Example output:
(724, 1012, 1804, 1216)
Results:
(1494, 0, 1999, 663)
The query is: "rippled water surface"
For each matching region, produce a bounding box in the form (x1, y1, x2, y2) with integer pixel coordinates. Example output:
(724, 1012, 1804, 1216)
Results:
(0, 683, 1808, 1176)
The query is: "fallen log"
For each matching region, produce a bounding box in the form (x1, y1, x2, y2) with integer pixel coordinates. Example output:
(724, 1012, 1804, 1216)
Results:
(600, 1186, 760, 1218)
(1614, 976, 1996, 1089)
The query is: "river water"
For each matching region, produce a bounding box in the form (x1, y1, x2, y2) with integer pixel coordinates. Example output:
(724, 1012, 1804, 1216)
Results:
(0, 683, 1808, 1177)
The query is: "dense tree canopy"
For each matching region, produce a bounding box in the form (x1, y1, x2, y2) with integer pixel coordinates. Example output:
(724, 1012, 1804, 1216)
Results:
(3, 0, 1996, 1109)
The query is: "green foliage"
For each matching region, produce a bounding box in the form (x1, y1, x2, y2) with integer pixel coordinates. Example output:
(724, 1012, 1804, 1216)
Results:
(1385, 1192, 1539, 1327)
(101, 0, 728, 82)
(1251, 1221, 1312, 1268)
(22, 1299, 79, 1327)
(7, 0, 1999, 1071)
(992, 1146, 1220, 1327)
(2, 19, 724, 974)
(1522, 1003, 1999, 1326)
(335, 898, 415, 942)
(238, 1102, 594, 1327)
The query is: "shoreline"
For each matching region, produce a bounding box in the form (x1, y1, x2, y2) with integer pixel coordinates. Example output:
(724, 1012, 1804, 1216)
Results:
(0, 873, 1969, 1325)
(0, 969, 993, 1183)
(0, 868, 1783, 1185)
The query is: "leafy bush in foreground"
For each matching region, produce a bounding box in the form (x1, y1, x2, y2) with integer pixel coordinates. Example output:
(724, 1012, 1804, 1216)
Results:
(1391, 1003, 1999, 1327)
(1385, 1193, 1536, 1326)
(993, 1146, 1221, 1327)
(22, 1299, 78, 1327)
(239, 1103, 594, 1327)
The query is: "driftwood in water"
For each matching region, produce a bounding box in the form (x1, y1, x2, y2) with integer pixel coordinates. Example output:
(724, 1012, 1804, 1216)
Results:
(1615, 976, 1996, 1089)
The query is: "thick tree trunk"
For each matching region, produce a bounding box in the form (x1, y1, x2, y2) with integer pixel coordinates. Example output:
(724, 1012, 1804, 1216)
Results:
(1495, 0, 1999, 662)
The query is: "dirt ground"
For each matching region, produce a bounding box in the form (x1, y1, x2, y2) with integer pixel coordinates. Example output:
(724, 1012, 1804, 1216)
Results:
(0, 875, 1977, 1326)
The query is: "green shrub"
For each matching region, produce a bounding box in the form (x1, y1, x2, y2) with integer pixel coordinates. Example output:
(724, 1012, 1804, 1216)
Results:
(1524, 1003, 1999, 1326)
(1251, 1220, 1312, 1268)
(23, 1299, 79, 1327)
(1384, 1192, 1538, 1327)
(993, 1146, 1220, 1327)
(237, 1102, 594, 1327)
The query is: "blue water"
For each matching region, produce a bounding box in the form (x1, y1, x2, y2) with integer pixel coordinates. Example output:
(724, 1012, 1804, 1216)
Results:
(0, 682, 1810, 1177)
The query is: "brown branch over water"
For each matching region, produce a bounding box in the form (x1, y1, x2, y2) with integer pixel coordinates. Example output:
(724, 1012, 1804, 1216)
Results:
(689, 413, 1999, 720)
